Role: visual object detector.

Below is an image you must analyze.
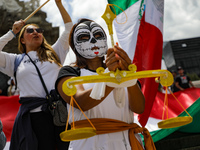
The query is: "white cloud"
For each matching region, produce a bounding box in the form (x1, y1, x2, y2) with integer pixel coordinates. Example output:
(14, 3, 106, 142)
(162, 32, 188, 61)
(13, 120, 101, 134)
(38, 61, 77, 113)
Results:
(67, 0, 118, 48)
(40, 0, 64, 26)
(38, 0, 200, 43)
(163, 0, 200, 41)
(39, 0, 117, 47)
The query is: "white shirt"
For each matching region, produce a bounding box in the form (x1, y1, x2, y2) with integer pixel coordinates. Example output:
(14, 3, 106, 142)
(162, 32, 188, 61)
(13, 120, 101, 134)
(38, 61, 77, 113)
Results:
(0, 22, 73, 111)
(67, 69, 143, 150)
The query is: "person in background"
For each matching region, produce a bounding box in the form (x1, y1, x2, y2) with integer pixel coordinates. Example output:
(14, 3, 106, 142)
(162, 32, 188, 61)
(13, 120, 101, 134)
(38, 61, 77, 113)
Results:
(56, 18, 155, 150)
(0, 0, 72, 149)
(175, 66, 195, 92)
(7, 77, 20, 96)
(0, 119, 6, 150)
(171, 70, 177, 78)
(0, 78, 9, 96)
(170, 70, 179, 93)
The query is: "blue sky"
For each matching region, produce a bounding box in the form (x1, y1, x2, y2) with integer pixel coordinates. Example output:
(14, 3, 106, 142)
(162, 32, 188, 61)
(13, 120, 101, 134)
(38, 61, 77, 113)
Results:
(36, 0, 200, 42)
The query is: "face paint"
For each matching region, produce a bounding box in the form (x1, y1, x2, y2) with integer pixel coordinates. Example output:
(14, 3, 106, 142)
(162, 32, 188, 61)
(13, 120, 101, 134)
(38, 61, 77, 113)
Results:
(73, 21, 108, 59)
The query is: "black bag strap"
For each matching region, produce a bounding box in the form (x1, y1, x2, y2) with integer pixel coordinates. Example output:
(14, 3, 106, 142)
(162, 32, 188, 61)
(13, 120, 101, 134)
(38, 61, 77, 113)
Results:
(26, 54, 50, 99)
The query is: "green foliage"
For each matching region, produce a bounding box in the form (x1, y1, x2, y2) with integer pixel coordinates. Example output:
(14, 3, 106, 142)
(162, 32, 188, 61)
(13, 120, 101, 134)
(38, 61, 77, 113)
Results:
(186, 73, 200, 81)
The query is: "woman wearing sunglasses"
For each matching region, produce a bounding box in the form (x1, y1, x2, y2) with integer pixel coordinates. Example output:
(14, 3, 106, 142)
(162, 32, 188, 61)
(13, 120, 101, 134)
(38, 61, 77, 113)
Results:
(0, 0, 72, 150)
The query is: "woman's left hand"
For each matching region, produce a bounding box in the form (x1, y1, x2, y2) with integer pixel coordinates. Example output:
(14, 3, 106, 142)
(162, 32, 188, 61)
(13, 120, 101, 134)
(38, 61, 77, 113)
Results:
(105, 44, 131, 71)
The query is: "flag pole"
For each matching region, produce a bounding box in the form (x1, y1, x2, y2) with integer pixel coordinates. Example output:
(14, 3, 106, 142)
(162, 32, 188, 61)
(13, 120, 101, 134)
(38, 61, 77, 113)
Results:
(24, 0, 50, 22)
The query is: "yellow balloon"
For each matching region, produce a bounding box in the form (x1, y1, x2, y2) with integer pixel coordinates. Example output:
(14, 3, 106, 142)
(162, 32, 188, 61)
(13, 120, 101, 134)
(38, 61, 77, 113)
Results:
(62, 64, 174, 96)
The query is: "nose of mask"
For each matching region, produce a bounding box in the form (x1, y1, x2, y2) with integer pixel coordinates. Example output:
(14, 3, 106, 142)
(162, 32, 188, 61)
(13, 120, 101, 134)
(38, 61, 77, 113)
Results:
(90, 37, 97, 43)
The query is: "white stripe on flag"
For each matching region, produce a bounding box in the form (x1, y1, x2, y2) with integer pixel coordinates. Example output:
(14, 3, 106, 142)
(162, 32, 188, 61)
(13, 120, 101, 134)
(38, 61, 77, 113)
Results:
(161, 58, 167, 70)
(113, 0, 141, 61)
(134, 115, 161, 132)
(145, 0, 164, 33)
(4, 142, 10, 150)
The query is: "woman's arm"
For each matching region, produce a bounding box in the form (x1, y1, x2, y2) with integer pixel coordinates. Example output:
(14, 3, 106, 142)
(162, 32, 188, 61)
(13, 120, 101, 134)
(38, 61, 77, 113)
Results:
(127, 83, 145, 114)
(0, 32, 13, 68)
(0, 20, 24, 53)
(0, 20, 24, 68)
(55, 0, 72, 24)
(57, 76, 114, 111)
(52, 0, 73, 64)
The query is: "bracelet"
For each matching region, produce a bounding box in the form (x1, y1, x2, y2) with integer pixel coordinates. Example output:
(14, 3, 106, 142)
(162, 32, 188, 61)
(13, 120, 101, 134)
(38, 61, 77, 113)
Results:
(10, 30, 16, 38)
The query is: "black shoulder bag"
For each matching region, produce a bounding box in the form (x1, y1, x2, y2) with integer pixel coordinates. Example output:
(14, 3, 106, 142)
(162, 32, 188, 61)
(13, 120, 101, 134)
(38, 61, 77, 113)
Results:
(26, 54, 67, 126)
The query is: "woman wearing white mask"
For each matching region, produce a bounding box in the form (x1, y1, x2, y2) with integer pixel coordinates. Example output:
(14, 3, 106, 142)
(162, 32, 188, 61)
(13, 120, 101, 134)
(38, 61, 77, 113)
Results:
(56, 18, 155, 150)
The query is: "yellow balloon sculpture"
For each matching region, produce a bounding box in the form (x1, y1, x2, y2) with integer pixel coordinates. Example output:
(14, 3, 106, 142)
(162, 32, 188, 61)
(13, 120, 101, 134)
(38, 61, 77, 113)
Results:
(60, 64, 175, 142)
(62, 64, 174, 96)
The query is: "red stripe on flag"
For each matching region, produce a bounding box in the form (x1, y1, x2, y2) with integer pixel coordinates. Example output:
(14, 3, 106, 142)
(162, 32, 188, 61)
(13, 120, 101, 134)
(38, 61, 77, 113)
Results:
(150, 88, 200, 120)
(133, 12, 163, 127)
(0, 95, 20, 141)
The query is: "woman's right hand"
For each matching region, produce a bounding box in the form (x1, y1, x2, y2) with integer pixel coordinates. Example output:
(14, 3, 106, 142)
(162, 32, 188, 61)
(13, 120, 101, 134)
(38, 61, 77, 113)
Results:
(105, 44, 131, 71)
(12, 20, 25, 35)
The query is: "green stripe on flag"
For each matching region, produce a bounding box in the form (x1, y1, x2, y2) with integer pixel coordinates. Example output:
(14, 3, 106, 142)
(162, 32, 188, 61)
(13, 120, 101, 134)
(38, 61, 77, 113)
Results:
(141, 97, 200, 143)
(108, 0, 139, 15)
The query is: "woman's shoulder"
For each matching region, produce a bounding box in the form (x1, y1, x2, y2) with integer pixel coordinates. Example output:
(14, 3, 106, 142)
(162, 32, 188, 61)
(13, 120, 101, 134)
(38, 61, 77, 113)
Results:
(59, 65, 81, 77)
(64, 22, 73, 29)
(56, 66, 80, 88)
(61, 65, 80, 71)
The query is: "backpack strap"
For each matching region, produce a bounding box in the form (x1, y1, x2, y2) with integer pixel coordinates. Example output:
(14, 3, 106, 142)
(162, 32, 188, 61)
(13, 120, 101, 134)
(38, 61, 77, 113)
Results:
(14, 53, 26, 90)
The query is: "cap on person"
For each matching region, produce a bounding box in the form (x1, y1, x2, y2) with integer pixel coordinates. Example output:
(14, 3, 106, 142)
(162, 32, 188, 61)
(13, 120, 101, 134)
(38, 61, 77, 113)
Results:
(177, 66, 183, 70)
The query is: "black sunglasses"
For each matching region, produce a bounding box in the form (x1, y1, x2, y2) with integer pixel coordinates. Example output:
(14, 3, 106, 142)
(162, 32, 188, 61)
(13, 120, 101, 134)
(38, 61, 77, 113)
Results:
(26, 28, 44, 34)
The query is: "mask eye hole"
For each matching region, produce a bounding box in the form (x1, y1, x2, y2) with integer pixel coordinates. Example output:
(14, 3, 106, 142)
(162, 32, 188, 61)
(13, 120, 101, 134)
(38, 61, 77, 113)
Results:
(77, 34, 90, 42)
(94, 32, 104, 40)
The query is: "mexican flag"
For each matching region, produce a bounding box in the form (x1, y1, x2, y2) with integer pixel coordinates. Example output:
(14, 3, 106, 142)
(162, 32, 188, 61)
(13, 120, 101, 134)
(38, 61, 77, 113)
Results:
(142, 88, 200, 144)
(142, 88, 200, 131)
(108, 0, 164, 127)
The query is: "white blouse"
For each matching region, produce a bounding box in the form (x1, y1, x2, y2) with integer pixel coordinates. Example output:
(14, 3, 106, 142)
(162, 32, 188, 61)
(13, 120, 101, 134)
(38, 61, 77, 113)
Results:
(0, 22, 72, 98)
(67, 68, 144, 150)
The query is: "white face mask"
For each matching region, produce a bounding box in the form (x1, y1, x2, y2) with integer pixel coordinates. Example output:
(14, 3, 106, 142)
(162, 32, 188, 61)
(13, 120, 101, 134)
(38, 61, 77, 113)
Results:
(73, 21, 108, 59)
